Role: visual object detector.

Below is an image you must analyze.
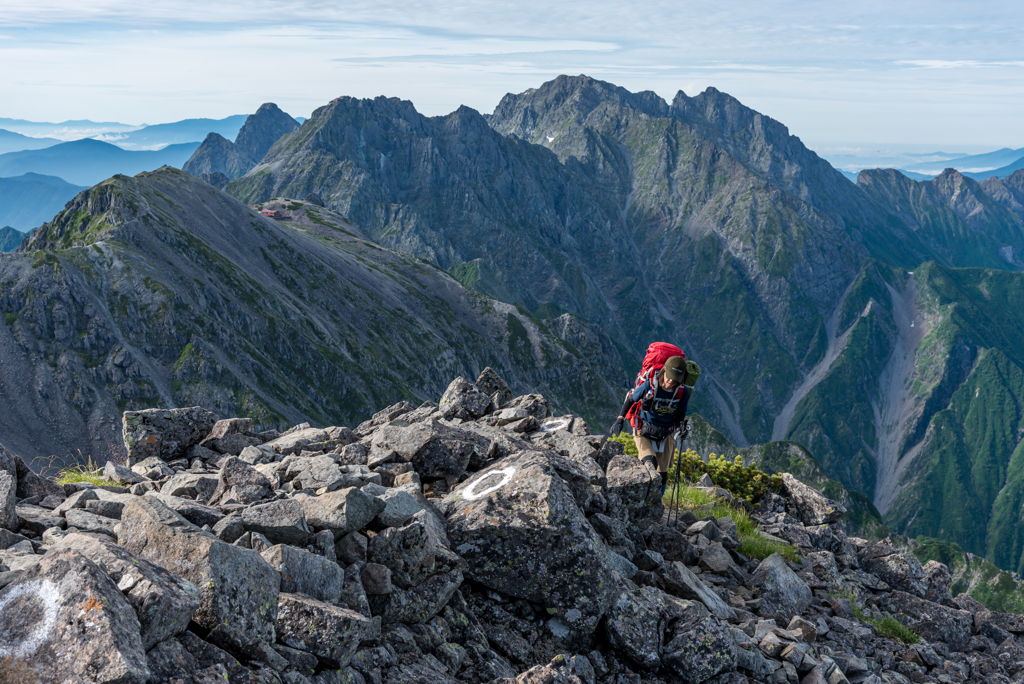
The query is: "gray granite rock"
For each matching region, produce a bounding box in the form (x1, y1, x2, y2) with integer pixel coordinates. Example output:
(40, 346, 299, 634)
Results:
(605, 581, 665, 670)
(0, 548, 149, 683)
(242, 498, 311, 544)
(662, 614, 737, 683)
(748, 553, 812, 619)
(277, 592, 376, 667)
(122, 406, 219, 465)
(299, 487, 386, 540)
(444, 451, 616, 633)
(658, 561, 736, 620)
(118, 496, 280, 649)
(145, 492, 225, 528)
(780, 473, 846, 526)
(0, 469, 16, 531)
(208, 456, 275, 506)
(47, 532, 201, 649)
(438, 376, 492, 421)
(262, 543, 344, 603)
(367, 568, 463, 625)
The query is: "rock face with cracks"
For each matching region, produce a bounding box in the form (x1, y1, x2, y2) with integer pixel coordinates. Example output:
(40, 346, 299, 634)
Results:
(117, 496, 280, 649)
(444, 450, 617, 633)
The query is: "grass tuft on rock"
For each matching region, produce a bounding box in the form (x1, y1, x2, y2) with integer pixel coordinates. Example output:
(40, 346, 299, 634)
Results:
(53, 456, 115, 487)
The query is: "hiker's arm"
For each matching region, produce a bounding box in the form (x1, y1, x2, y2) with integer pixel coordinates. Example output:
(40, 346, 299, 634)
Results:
(673, 387, 692, 424)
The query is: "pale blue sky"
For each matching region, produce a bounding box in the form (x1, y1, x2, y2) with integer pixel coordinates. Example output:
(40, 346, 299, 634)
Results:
(1, 0, 1021, 151)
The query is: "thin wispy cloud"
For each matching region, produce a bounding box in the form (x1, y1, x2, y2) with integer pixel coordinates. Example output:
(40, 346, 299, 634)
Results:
(0, 1, 1021, 148)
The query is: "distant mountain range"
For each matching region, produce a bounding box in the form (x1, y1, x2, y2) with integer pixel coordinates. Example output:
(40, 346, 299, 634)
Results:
(93, 115, 247, 150)
(0, 129, 61, 155)
(0, 139, 199, 186)
(0, 173, 86, 231)
(0, 116, 137, 140)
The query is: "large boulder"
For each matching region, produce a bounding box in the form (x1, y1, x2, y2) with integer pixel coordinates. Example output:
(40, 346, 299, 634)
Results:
(298, 487, 386, 540)
(604, 454, 662, 528)
(475, 367, 514, 407)
(241, 498, 311, 544)
(261, 544, 344, 603)
(122, 406, 218, 465)
(439, 376, 492, 420)
(117, 496, 280, 649)
(276, 592, 376, 668)
(444, 451, 617, 632)
(662, 614, 737, 683)
(47, 532, 201, 649)
(371, 420, 484, 481)
(748, 553, 812, 619)
(604, 581, 665, 671)
(0, 548, 150, 683)
(780, 473, 846, 526)
(207, 456, 275, 506)
(860, 551, 927, 597)
(885, 590, 973, 652)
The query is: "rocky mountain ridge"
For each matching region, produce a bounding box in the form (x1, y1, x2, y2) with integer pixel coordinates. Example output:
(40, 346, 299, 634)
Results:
(183, 103, 300, 181)
(3, 373, 1024, 684)
(0, 167, 621, 465)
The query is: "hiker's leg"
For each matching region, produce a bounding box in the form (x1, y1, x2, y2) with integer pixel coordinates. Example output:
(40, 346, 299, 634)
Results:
(633, 433, 656, 460)
(656, 437, 675, 473)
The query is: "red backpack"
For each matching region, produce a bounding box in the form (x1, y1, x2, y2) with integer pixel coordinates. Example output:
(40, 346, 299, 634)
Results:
(625, 342, 687, 430)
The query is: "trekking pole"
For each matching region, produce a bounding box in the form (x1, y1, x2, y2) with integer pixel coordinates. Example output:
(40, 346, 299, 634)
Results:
(670, 430, 684, 527)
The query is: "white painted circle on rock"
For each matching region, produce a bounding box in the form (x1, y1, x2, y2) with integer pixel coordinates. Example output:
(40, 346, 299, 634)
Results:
(540, 418, 571, 433)
(0, 578, 60, 659)
(463, 467, 516, 500)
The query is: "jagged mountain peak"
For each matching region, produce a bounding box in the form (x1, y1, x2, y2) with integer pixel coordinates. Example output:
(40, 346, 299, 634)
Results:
(233, 101, 299, 162)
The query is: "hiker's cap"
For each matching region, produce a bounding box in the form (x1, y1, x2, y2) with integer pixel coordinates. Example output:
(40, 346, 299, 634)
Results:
(663, 356, 686, 382)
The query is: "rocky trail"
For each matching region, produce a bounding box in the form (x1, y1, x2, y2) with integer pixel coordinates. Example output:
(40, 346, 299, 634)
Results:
(1, 368, 1021, 684)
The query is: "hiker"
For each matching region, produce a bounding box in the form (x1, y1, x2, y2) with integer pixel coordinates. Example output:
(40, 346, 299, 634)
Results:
(609, 343, 699, 494)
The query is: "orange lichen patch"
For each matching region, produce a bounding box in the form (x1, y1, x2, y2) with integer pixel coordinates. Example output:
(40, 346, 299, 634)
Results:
(80, 596, 105, 614)
(141, 434, 158, 445)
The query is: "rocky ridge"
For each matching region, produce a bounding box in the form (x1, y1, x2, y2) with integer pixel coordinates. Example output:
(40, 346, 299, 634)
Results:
(183, 103, 300, 181)
(2, 370, 1021, 684)
(0, 168, 621, 464)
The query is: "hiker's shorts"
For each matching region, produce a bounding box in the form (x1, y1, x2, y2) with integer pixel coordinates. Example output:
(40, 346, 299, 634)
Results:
(633, 431, 674, 473)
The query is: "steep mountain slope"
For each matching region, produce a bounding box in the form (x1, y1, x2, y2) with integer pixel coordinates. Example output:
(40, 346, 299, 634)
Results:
(1, 167, 620, 464)
(228, 79, 880, 445)
(183, 104, 298, 180)
(0, 173, 87, 231)
(182, 133, 255, 179)
(0, 226, 26, 252)
(0, 139, 199, 186)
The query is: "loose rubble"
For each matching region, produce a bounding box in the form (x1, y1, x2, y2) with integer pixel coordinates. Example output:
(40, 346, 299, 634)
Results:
(0, 369, 1021, 683)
